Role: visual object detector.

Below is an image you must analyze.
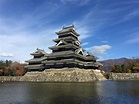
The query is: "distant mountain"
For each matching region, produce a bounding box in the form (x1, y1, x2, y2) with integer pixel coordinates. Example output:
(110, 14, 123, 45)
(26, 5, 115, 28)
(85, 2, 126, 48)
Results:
(99, 58, 129, 72)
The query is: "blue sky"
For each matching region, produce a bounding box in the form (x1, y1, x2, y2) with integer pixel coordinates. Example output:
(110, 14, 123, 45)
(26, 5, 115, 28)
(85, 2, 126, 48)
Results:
(0, 0, 139, 62)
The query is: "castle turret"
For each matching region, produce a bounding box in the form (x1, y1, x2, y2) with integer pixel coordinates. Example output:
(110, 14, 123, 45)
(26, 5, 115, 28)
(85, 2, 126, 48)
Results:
(25, 48, 47, 71)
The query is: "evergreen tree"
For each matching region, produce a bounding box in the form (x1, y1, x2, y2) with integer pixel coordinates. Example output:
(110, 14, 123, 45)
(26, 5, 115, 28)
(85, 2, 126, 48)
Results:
(0, 61, 6, 69)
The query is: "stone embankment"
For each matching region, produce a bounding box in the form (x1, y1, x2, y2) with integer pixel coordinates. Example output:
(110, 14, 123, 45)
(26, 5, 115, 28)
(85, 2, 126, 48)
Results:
(93, 70, 106, 81)
(1, 71, 139, 82)
(20, 68, 106, 82)
(0, 76, 21, 81)
(110, 73, 139, 80)
(0, 68, 106, 82)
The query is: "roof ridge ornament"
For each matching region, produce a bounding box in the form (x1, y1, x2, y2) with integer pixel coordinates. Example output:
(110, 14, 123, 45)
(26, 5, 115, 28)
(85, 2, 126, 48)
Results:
(75, 48, 84, 55)
(72, 24, 74, 27)
(86, 52, 92, 56)
(75, 40, 81, 45)
(86, 52, 98, 60)
(56, 40, 68, 46)
(63, 25, 74, 29)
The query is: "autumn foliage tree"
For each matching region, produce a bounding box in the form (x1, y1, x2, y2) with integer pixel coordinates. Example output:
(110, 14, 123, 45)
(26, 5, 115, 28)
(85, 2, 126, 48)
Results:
(111, 64, 127, 73)
(10, 62, 25, 76)
(111, 58, 139, 73)
(0, 60, 26, 76)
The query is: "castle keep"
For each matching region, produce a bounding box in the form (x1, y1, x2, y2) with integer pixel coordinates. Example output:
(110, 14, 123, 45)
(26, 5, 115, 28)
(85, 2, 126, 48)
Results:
(25, 25, 102, 71)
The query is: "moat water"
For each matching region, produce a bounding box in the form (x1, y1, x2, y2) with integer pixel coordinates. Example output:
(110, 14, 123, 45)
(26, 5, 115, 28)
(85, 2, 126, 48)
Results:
(0, 81, 139, 104)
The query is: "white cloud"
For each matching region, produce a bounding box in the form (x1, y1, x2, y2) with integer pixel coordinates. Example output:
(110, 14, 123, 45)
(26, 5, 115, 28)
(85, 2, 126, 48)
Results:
(124, 1, 139, 4)
(73, 22, 92, 40)
(102, 41, 108, 43)
(125, 32, 139, 44)
(0, 29, 58, 62)
(92, 44, 112, 54)
(0, 16, 59, 62)
(85, 45, 112, 61)
(79, 0, 91, 5)
(71, 1, 124, 39)
(97, 56, 104, 61)
(126, 38, 139, 44)
(1, 53, 13, 57)
(82, 42, 88, 46)
(123, 10, 139, 21)
(60, 0, 90, 5)
(0, 1, 62, 62)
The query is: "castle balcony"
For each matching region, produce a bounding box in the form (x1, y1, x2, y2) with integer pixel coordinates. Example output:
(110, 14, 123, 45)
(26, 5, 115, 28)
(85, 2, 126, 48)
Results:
(53, 36, 79, 42)
(24, 64, 44, 70)
(49, 44, 80, 50)
(25, 57, 46, 63)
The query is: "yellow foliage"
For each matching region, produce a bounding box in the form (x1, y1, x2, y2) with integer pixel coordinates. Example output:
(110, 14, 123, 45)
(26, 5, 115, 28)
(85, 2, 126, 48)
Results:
(127, 69, 131, 73)
(133, 66, 139, 70)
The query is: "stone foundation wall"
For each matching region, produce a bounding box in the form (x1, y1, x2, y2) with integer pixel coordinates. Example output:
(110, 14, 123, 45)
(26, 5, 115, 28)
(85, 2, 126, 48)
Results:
(110, 73, 139, 80)
(0, 76, 21, 81)
(20, 68, 99, 82)
(0, 68, 106, 82)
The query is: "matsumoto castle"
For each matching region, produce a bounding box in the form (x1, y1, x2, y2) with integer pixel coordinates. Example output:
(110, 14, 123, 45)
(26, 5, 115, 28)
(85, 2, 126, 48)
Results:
(25, 25, 102, 71)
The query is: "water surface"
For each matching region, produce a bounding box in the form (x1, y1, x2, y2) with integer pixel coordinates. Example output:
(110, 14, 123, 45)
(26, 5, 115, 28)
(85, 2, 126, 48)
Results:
(0, 81, 139, 104)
